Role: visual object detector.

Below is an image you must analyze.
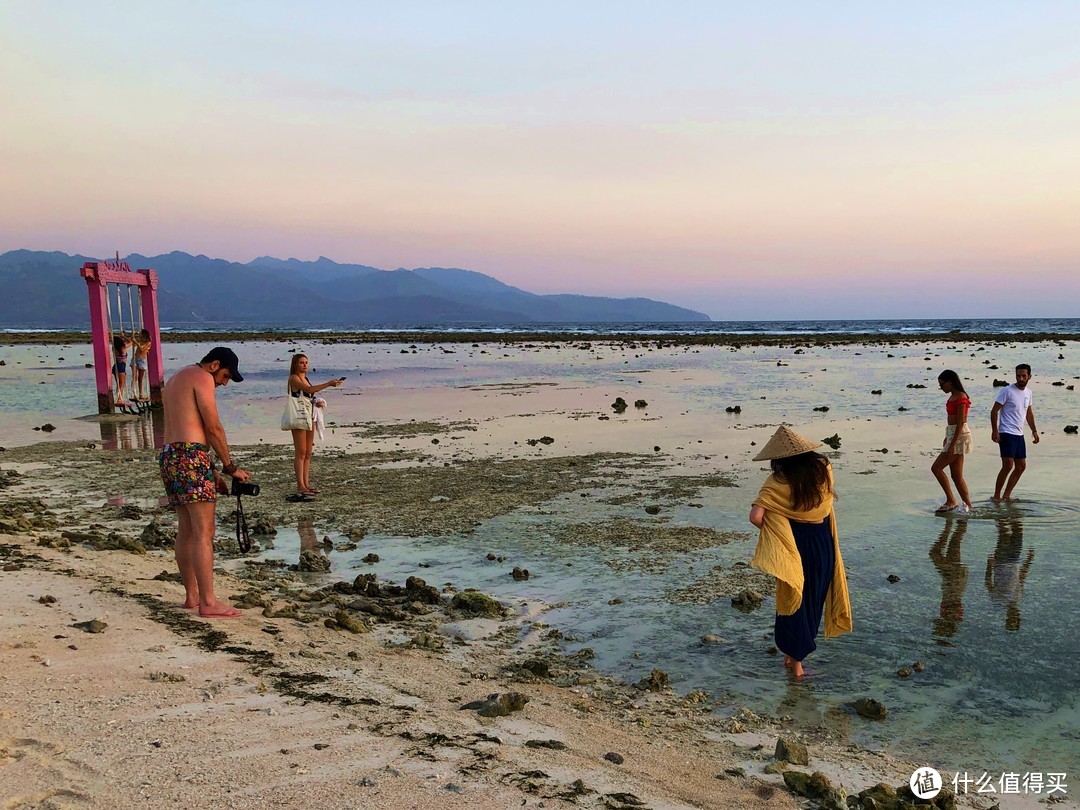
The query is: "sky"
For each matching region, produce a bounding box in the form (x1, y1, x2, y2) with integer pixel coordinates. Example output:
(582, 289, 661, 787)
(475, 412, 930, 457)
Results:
(1, 1, 1079, 319)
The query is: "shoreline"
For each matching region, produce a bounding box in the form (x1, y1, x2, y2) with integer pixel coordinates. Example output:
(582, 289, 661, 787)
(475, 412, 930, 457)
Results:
(3, 328, 1080, 347)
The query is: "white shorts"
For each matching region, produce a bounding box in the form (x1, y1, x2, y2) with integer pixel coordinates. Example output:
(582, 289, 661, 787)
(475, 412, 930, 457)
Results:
(943, 424, 973, 455)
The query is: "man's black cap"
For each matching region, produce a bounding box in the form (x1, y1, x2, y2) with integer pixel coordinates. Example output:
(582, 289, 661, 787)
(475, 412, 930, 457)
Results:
(202, 347, 244, 382)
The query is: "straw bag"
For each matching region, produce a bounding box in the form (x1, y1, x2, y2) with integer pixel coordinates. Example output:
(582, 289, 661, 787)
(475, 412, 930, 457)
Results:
(281, 386, 313, 431)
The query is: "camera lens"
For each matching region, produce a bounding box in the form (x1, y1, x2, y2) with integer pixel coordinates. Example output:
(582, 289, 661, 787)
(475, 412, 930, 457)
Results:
(231, 479, 260, 498)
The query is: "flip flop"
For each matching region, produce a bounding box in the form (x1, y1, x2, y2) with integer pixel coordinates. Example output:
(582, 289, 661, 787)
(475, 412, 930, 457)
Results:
(305, 488, 320, 495)
(935, 504, 958, 513)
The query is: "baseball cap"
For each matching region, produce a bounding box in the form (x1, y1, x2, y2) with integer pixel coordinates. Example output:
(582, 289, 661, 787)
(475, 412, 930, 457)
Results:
(201, 347, 244, 382)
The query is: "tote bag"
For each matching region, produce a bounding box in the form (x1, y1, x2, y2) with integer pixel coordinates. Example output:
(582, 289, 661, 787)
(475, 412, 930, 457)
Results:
(281, 385, 313, 431)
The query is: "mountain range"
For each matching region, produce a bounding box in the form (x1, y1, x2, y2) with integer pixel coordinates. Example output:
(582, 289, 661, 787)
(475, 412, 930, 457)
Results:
(0, 250, 710, 327)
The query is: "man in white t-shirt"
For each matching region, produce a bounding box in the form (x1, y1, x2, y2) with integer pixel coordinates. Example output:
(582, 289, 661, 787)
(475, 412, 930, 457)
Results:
(990, 363, 1039, 502)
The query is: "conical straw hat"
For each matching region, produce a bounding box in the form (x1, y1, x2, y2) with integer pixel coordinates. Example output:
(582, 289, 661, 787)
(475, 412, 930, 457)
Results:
(752, 425, 822, 462)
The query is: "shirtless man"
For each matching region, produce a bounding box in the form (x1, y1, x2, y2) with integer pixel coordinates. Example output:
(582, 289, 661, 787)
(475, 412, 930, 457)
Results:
(159, 347, 251, 618)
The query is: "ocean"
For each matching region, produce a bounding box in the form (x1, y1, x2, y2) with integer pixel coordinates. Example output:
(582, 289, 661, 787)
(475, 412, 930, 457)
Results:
(5, 317, 1080, 337)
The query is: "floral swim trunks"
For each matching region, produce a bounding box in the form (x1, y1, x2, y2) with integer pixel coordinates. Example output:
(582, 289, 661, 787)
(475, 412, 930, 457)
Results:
(159, 442, 216, 507)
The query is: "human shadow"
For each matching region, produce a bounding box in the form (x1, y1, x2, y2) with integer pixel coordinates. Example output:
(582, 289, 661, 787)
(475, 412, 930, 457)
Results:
(985, 515, 1034, 632)
(929, 516, 969, 638)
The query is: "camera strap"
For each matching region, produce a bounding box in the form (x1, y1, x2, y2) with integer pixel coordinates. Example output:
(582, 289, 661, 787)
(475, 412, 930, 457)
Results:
(235, 495, 252, 554)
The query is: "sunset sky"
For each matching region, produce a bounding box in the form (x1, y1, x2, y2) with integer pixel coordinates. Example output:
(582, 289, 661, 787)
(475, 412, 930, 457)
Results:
(2, 2, 1078, 319)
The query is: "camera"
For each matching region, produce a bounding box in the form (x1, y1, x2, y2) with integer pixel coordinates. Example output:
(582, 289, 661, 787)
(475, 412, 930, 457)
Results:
(229, 478, 259, 554)
(230, 479, 261, 497)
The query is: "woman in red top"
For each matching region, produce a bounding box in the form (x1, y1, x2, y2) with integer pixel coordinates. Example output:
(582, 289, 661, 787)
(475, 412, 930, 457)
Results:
(932, 369, 974, 514)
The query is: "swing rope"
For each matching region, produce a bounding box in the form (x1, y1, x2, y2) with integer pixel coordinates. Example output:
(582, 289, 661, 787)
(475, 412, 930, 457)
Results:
(115, 282, 123, 335)
(125, 284, 138, 401)
(104, 282, 120, 405)
(134, 282, 144, 333)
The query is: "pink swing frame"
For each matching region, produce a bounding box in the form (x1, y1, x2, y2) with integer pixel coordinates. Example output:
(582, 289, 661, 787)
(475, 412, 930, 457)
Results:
(80, 256, 164, 414)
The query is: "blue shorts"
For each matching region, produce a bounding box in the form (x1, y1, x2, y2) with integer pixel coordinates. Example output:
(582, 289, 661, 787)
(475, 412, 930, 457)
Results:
(999, 433, 1026, 459)
(113, 361, 127, 375)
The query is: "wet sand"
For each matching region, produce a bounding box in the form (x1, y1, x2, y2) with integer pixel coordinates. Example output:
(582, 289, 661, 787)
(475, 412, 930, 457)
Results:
(2, 335, 1078, 809)
(0, 439, 923, 810)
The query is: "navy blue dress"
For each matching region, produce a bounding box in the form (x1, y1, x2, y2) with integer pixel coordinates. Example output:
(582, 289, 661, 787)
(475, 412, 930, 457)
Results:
(774, 517, 835, 661)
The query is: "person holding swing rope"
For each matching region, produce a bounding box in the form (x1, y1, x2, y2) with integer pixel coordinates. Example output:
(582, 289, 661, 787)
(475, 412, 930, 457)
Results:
(112, 332, 133, 407)
(133, 328, 152, 400)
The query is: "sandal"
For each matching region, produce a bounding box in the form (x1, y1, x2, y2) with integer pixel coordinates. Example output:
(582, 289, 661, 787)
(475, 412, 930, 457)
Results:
(935, 503, 958, 513)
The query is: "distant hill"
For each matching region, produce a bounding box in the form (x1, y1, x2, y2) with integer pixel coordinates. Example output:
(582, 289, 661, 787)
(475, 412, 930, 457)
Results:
(0, 249, 711, 327)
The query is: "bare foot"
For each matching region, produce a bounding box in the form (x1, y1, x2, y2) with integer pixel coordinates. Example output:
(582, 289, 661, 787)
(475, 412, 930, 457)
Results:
(178, 603, 198, 610)
(791, 660, 805, 678)
(991, 495, 1004, 503)
(783, 655, 794, 669)
(935, 502, 958, 513)
(198, 599, 243, 619)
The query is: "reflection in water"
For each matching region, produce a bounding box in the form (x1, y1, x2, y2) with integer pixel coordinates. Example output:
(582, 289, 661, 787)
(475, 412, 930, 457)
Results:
(98, 407, 165, 451)
(99, 409, 168, 507)
(929, 517, 968, 638)
(776, 681, 852, 741)
(298, 518, 318, 553)
(985, 516, 1035, 632)
(297, 518, 331, 568)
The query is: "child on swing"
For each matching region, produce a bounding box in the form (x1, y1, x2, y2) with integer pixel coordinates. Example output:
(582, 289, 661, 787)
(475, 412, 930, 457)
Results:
(112, 333, 133, 405)
(133, 328, 152, 400)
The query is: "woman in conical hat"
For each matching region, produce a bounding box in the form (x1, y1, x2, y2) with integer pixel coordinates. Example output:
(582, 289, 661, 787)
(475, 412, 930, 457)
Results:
(748, 426, 852, 678)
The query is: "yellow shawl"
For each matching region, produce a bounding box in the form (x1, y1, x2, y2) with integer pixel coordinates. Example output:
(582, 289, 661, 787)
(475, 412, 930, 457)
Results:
(751, 471, 852, 639)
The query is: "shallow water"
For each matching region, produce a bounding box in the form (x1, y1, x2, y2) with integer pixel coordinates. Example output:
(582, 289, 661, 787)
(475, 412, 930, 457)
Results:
(3, 336, 1078, 777)
(251, 481, 1079, 776)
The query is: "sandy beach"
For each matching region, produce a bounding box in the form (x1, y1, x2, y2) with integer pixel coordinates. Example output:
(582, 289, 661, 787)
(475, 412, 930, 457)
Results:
(2, 335, 1077, 809)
